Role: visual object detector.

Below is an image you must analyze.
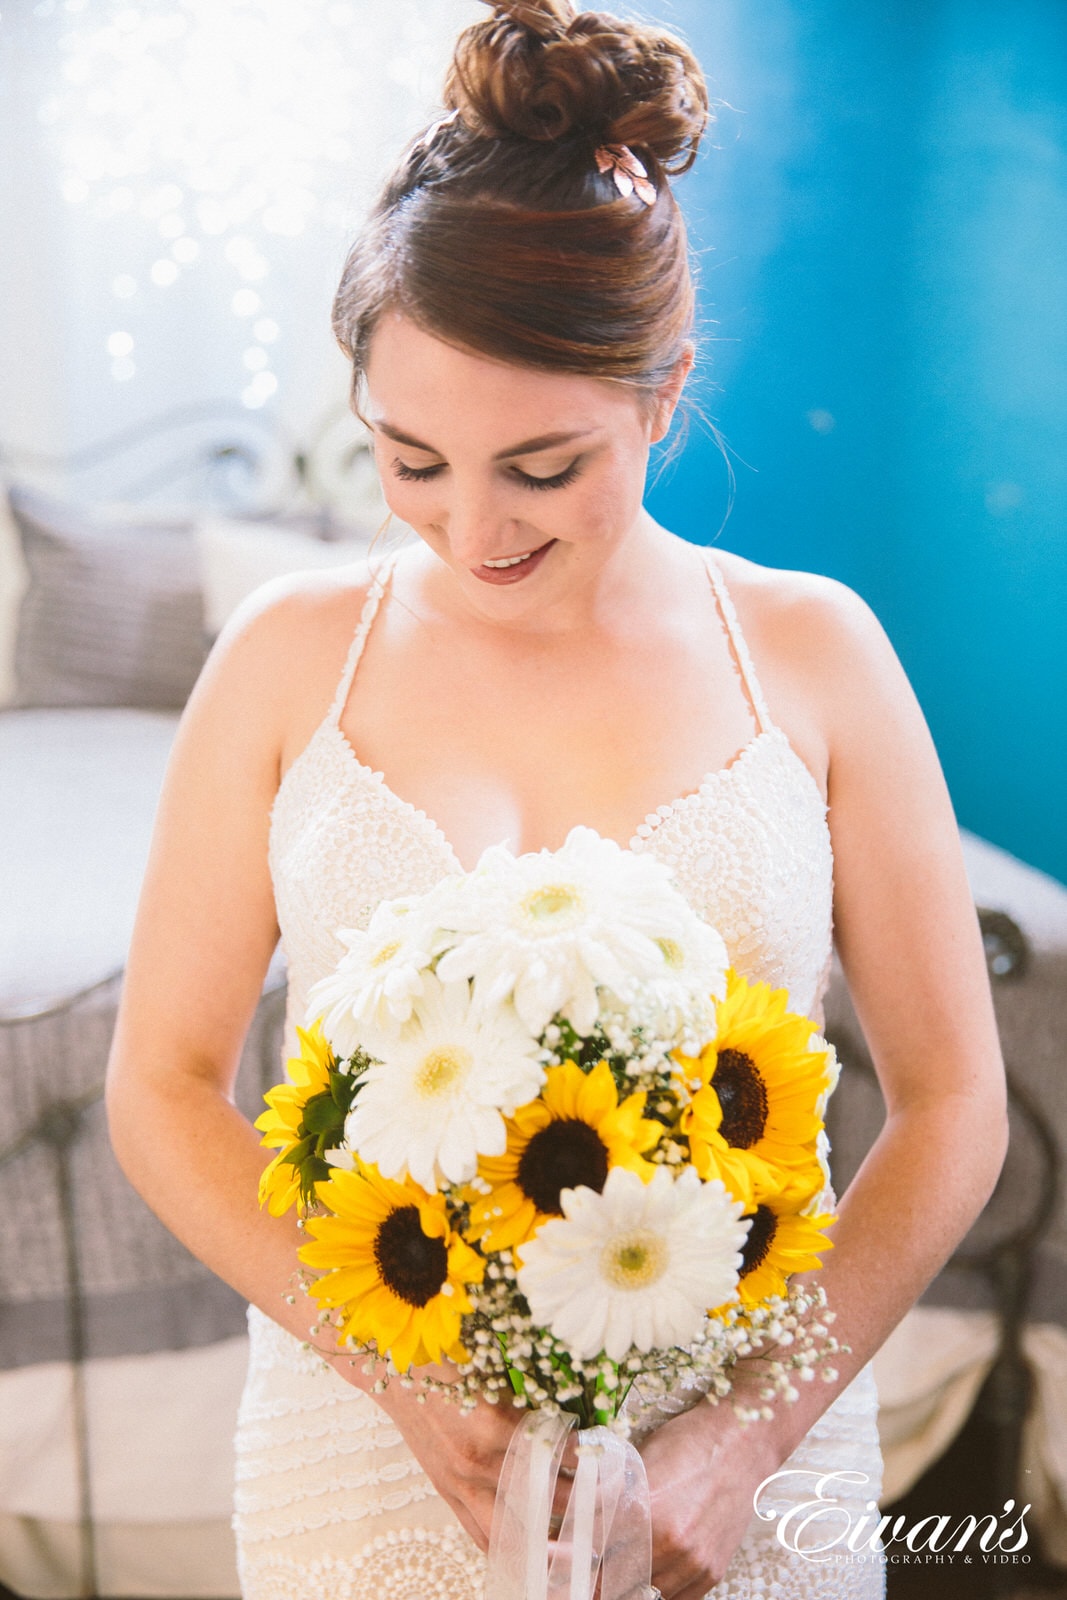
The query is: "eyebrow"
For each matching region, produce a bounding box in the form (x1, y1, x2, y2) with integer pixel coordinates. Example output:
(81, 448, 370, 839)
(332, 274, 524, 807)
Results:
(373, 422, 597, 460)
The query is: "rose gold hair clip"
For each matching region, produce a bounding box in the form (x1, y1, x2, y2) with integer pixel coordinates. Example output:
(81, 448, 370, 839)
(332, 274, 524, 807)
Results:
(414, 108, 459, 153)
(595, 143, 657, 206)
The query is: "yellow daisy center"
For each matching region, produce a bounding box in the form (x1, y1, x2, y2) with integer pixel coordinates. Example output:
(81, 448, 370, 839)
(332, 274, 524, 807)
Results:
(519, 882, 584, 926)
(414, 1046, 471, 1098)
(740, 1205, 777, 1278)
(374, 1205, 449, 1307)
(516, 1119, 610, 1215)
(715, 1048, 769, 1148)
(656, 937, 686, 969)
(602, 1229, 668, 1290)
(370, 939, 402, 967)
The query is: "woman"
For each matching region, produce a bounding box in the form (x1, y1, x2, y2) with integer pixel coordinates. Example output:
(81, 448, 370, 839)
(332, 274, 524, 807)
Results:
(106, 3, 1007, 1597)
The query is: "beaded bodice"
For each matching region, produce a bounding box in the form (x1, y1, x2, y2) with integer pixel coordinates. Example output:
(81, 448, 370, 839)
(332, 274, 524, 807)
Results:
(267, 552, 835, 1067)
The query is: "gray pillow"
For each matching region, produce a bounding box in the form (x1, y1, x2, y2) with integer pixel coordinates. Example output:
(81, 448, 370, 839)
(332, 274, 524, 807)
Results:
(8, 484, 209, 709)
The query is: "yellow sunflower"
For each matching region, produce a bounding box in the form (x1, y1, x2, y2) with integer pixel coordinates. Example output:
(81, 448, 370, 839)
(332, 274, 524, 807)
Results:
(676, 971, 832, 1211)
(300, 1160, 484, 1372)
(734, 1194, 836, 1305)
(255, 1021, 337, 1216)
(464, 1059, 662, 1253)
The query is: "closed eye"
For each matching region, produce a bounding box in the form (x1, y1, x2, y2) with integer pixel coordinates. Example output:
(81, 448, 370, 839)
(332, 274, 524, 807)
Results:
(513, 461, 581, 491)
(390, 458, 582, 491)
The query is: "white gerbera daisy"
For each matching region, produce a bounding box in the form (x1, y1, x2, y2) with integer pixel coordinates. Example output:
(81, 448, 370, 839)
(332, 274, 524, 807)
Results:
(814, 1039, 841, 1120)
(435, 826, 695, 1035)
(639, 905, 730, 1040)
(803, 1041, 839, 1213)
(343, 972, 545, 1191)
(802, 1128, 835, 1217)
(306, 894, 442, 1050)
(516, 1165, 749, 1362)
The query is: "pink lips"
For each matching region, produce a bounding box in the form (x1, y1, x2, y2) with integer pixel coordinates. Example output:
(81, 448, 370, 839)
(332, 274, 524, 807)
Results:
(471, 540, 556, 585)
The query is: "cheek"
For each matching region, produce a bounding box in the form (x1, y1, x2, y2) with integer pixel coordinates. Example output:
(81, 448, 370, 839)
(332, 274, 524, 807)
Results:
(373, 458, 443, 530)
(379, 477, 427, 525)
(575, 455, 647, 541)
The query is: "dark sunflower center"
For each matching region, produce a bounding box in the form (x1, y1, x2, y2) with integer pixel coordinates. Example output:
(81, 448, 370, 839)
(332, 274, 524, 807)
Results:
(740, 1205, 778, 1278)
(516, 1118, 610, 1215)
(714, 1049, 768, 1149)
(374, 1205, 448, 1308)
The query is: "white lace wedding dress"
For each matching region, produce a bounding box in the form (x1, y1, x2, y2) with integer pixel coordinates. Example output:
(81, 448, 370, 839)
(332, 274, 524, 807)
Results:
(233, 552, 886, 1598)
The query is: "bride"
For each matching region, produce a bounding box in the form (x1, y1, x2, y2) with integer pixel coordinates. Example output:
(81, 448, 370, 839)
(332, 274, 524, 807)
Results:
(106, 3, 1007, 1597)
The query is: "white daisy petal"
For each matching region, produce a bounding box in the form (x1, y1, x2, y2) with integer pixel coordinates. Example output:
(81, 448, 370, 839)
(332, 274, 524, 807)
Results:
(343, 972, 544, 1189)
(517, 1166, 749, 1362)
(434, 826, 703, 1034)
(306, 893, 444, 1049)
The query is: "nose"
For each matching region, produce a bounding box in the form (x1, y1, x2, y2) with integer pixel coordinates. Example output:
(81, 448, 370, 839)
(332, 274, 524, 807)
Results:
(441, 479, 521, 567)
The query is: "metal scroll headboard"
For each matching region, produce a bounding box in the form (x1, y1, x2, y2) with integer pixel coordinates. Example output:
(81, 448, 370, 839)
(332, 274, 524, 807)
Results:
(0, 398, 377, 533)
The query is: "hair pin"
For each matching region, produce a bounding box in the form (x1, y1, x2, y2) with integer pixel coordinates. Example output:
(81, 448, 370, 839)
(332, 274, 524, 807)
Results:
(414, 109, 460, 154)
(594, 143, 657, 206)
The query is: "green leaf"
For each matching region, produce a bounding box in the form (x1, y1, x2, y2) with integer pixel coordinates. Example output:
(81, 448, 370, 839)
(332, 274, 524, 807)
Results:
(303, 1094, 345, 1135)
(329, 1069, 354, 1109)
(299, 1155, 332, 1205)
(282, 1136, 316, 1169)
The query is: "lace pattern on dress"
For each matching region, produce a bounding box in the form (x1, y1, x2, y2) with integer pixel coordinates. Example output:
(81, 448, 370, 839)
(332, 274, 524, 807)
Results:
(238, 1527, 488, 1600)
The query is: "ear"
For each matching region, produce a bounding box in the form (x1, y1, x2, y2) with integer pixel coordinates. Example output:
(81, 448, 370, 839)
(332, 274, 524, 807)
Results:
(648, 343, 695, 444)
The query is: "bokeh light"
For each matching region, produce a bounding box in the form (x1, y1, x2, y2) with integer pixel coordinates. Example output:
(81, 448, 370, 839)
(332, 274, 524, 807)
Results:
(42, 0, 450, 401)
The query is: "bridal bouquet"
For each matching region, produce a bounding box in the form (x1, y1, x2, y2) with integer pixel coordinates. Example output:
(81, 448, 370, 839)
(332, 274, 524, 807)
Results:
(256, 827, 842, 1433)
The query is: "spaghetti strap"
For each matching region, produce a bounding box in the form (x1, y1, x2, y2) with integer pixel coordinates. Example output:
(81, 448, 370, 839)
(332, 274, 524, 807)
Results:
(702, 553, 774, 735)
(326, 551, 399, 727)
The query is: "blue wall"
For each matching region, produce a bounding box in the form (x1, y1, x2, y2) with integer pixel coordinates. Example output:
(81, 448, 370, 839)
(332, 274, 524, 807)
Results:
(645, 0, 1067, 883)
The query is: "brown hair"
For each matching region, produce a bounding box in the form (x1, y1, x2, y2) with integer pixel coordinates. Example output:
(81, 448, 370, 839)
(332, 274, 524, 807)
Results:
(331, 0, 710, 407)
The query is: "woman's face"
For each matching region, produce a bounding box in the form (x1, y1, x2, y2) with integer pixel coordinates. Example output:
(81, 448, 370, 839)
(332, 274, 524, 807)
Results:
(362, 311, 682, 621)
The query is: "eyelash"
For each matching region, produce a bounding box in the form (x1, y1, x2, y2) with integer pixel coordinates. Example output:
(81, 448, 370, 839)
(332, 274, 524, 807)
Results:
(391, 459, 582, 492)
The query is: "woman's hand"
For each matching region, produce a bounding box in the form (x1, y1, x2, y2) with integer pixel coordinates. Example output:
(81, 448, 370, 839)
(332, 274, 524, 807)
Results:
(343, 1359, 577, 1554)
(639, 1398, 779, 1600)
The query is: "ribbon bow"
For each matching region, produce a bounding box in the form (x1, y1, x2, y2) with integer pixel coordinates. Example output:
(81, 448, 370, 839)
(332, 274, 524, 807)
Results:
(487, 1411, 658, 1600)
(594, 144, 657, 207)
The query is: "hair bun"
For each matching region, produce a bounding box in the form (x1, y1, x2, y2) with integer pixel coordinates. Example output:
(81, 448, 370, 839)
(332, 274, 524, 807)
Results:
(445, 1, 710, 174)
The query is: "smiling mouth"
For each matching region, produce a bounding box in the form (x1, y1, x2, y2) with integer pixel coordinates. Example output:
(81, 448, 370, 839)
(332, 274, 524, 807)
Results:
(483, 551, 535, 568)
(471, 541, 556, 584)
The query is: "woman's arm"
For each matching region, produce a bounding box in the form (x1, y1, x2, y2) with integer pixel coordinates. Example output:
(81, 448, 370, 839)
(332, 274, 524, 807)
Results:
(640, 574, 1009, 1600)
(105, 572, 534, 1550)
(107, 578, 344, 1343)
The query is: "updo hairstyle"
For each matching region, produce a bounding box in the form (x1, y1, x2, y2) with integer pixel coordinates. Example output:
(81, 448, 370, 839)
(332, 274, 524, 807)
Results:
(332, 0, 710, 411)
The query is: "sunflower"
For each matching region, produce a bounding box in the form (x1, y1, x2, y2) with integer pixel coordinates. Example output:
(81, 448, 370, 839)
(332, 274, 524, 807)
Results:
(734, 1194, 836, 1305)
(464, 1058, 662, 1252)
(676, 972, 833, 1211)
(255, 1021, 337, 1217)
(300, 1161, 484, 1372)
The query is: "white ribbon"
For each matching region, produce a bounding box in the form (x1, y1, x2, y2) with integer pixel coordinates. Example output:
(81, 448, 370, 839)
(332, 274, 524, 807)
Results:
(488, 1411, 656, 1600)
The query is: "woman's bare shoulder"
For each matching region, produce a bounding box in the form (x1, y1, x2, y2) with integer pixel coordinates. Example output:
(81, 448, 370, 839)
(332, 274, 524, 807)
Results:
(188, 559, 380, 766)
(706, 546, 916, 777)
(710, 547, 899, 686)
(710, 546, 874, 626)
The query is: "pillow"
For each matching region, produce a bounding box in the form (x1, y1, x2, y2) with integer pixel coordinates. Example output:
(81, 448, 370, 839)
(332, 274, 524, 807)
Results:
(7, 485, 209, 710)
(195, 513, 375, 637)
(0, 491, 29, 707)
